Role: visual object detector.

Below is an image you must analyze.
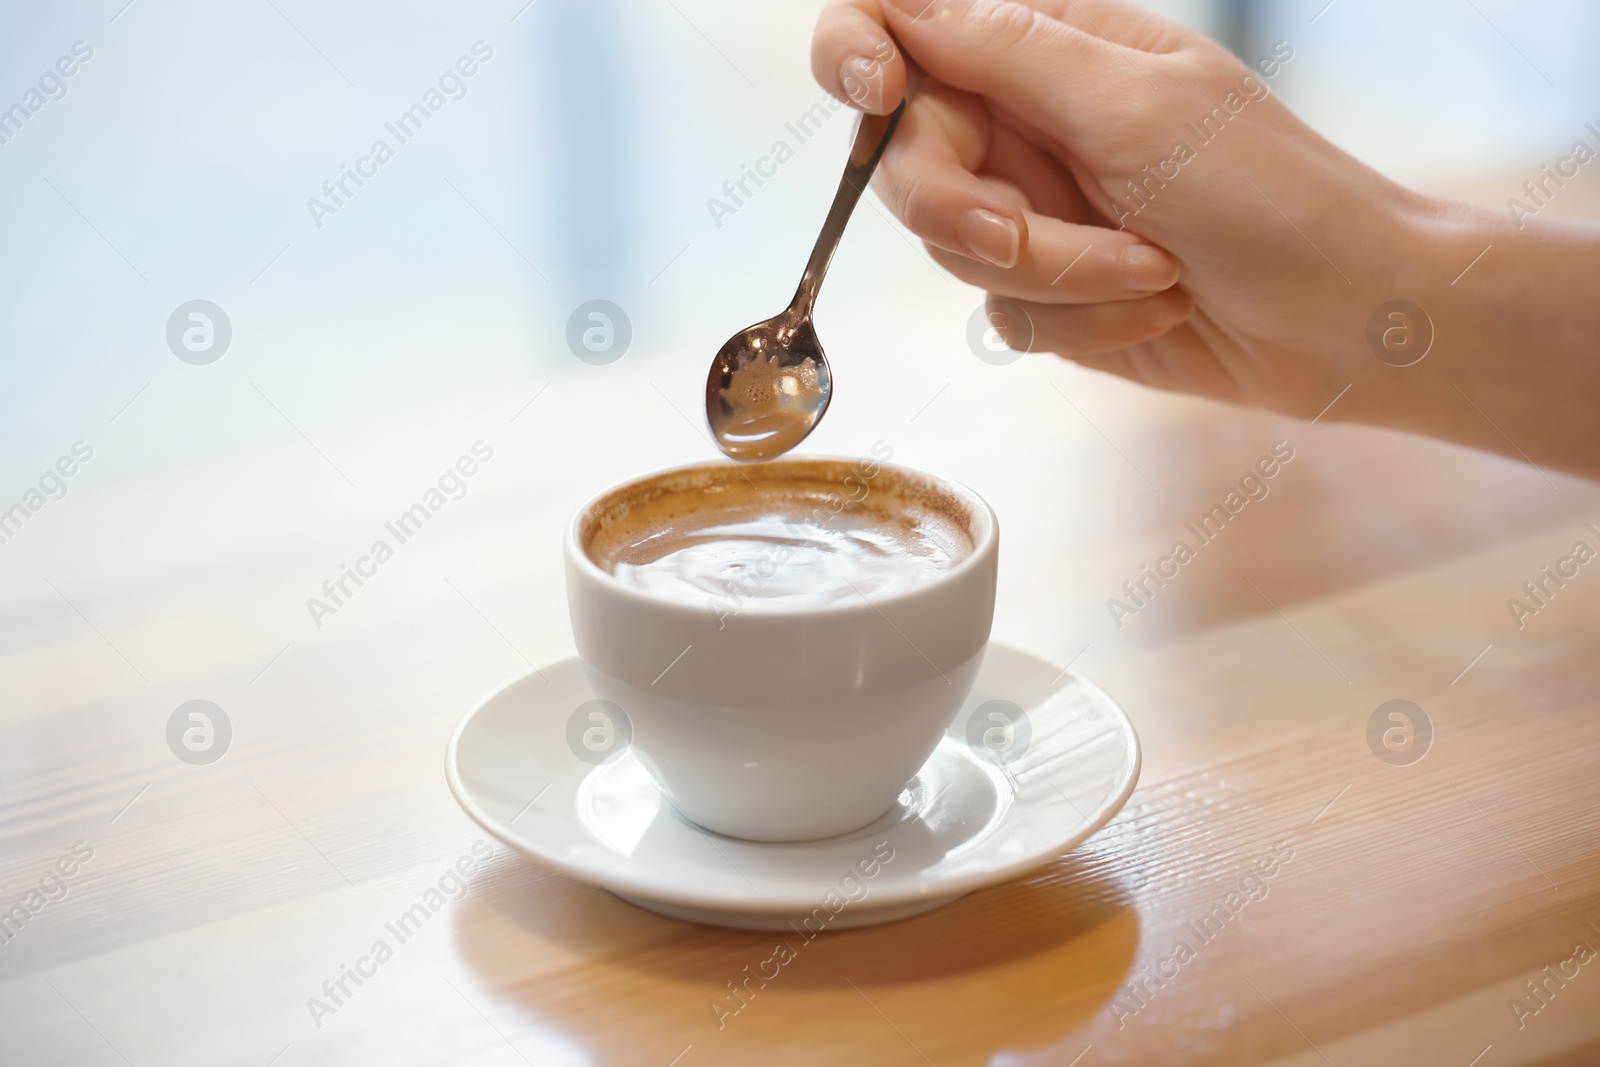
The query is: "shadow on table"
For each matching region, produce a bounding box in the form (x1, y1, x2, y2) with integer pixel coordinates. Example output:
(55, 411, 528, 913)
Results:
(454, 850, 1139, 1063)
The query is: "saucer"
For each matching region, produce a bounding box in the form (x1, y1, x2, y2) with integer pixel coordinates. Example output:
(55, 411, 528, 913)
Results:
(445, 643, 1140, 930)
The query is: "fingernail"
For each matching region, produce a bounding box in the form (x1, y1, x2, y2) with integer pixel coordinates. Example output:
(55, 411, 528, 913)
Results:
(1122, 246, 1177, 291)
(961, 209, 1020, 268)
(840, 56, 883, 112)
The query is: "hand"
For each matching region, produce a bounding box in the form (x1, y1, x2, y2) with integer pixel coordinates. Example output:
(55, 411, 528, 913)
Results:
(813, 0, 1600, 476)
(816, 0, 1200, 371)
(811, 0, 1414, 416)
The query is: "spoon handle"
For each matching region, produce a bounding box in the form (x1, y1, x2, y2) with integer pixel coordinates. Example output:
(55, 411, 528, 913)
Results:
(790, 98, 907, 318)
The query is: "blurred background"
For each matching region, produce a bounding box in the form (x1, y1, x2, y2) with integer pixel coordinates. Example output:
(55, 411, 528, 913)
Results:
(3, 0, 1597, 495)
(4, 4, 1600, 1061)
(3, 0, 1598, 762)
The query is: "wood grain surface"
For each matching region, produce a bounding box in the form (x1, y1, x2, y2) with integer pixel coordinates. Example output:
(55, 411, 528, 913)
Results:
(3, 164, 1598, 1067)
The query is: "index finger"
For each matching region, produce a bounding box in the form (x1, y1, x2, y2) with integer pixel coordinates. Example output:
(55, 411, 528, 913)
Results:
(811, 0, 908, 114)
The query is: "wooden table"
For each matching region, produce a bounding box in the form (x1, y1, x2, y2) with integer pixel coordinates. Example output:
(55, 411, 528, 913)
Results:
(5, 61, 1600, 1067)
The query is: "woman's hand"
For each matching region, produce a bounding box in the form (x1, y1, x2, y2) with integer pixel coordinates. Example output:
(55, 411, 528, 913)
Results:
(813, 0, 1600, 477)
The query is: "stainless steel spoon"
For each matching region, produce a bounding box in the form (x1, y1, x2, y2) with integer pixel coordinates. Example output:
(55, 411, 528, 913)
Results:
(705, 99, 906, 462)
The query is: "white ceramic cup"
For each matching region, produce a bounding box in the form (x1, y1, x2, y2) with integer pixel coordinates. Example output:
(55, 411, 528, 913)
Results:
(564, 456, 998, 842)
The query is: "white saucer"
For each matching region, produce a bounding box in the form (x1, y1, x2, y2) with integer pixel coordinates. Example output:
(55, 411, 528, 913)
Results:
(445, 643, 1140, 930)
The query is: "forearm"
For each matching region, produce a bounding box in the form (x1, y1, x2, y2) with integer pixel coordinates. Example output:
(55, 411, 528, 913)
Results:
(1372, 203, 1600, 478)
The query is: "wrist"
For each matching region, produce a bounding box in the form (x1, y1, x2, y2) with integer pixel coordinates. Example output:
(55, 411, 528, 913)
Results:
(1349, 195, 1600, 478)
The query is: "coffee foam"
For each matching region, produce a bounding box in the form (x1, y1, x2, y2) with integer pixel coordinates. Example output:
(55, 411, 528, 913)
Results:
(581, 458, 975, 601)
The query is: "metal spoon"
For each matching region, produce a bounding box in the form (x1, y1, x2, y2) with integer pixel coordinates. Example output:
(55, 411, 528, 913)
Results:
(705, 99, 907, 462)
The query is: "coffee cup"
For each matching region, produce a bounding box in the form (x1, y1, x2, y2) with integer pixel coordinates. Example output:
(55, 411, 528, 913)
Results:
(564, 455, 998, 842)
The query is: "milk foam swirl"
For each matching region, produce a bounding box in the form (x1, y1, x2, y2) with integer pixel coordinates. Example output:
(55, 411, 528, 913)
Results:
(612, 511, 961, 608)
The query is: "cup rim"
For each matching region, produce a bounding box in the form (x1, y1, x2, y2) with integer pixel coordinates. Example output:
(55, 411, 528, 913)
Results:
(564, 454, 998, 617)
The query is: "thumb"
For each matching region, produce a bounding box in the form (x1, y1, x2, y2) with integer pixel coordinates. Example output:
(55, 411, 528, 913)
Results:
(879, 0, 1148, 151)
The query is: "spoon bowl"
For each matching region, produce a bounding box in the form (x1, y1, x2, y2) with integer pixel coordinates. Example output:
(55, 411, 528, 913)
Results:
(705, 310, 832, 462)
(705, 100, 905, 462)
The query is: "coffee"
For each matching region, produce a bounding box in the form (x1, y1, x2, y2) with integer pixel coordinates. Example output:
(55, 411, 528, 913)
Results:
(568, 455, 998, 839)
(582, 459, 973, 608)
